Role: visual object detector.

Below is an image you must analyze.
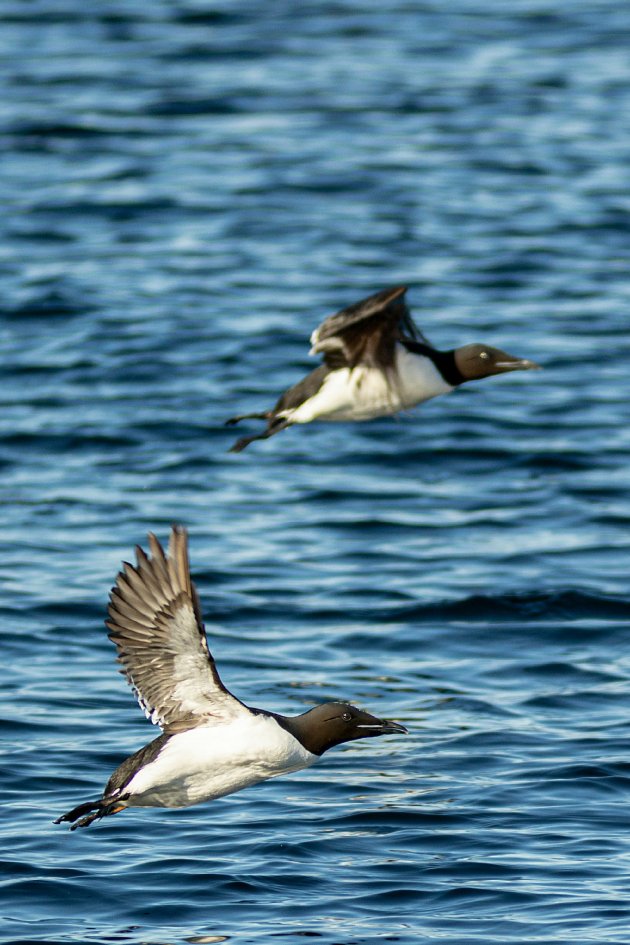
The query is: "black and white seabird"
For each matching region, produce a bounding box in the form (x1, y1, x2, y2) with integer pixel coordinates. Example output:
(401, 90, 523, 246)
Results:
(226, 285, 540, 451)
(55, 526, 406, 829)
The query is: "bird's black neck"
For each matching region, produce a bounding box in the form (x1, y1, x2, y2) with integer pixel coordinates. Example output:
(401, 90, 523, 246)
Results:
(402, 339, 465, 386)
(265, 710, 330, 756)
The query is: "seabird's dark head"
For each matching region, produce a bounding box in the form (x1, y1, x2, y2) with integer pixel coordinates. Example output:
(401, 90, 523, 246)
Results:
(277, 702, 408, 756)
(453, 343, 540, 382)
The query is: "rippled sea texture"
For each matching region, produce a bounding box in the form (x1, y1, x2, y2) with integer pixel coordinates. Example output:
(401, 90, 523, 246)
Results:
(2, 1, 630, 943)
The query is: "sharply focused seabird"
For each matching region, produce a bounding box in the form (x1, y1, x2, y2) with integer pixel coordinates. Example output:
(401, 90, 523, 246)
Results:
(55, 527, 406, 829)
(226, 286, 540, 451)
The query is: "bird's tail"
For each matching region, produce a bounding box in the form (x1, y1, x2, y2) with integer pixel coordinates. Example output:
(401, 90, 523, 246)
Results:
(54, 794, 129, 830)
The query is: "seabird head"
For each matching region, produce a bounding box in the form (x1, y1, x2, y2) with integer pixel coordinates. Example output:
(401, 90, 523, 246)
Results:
(453, 343, 540, 382)
(281, 702, 408, 756)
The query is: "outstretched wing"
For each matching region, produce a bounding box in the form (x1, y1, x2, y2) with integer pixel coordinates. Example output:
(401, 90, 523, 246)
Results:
(309, 286, 429, 369)
(106, 526, 247, 733)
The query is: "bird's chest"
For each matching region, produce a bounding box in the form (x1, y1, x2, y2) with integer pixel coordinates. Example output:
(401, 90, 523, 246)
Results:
(393, 348, 454, 406)
(125, 717, 316, 808)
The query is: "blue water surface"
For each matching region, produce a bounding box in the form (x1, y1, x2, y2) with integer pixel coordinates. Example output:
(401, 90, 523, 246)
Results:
(2, 1, 630, 943)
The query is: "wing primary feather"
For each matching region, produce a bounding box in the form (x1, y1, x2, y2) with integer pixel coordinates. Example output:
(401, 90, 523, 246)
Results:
(116, 572, 158, 620)
(147, 532, 171, 588)
(108, 591, 153, 629)
(166, 526, 186, 596)
(170, 525, 191, 598)
(168, 525, 205, 628)
(134, 546, 167, 599)
(122, 559, 167, 610)
(106, 615, 153, 638)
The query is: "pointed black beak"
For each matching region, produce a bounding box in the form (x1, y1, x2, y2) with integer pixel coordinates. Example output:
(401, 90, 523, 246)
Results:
(380, 719, 408, 735)
(357, 718, 408, 735)
(494, 357, 541, 372)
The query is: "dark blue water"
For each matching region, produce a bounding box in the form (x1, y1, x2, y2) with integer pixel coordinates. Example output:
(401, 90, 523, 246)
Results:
(2, 1, 630, 943)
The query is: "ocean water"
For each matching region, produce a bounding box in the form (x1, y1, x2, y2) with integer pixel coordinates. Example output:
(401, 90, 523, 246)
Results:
(2, 1, 630, 943)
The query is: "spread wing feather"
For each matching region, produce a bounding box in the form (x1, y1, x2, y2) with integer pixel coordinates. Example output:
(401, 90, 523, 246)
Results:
(106, 526, 246, 733)
(309, 286, 429, 369)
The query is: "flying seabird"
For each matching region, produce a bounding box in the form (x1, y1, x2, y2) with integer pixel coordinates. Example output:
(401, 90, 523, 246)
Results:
(226, 285, 540, 451)
(55, 526, 407, 829)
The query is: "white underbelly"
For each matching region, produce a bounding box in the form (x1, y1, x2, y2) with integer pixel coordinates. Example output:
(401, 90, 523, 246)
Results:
(287, 366, 397, 422)
(286, 347, 453, 424)
(123, 718, 317, 808)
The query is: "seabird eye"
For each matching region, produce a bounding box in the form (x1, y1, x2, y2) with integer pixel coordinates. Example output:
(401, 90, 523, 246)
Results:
(479, 351, 489, 360)
(342, 712, 352, 722)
